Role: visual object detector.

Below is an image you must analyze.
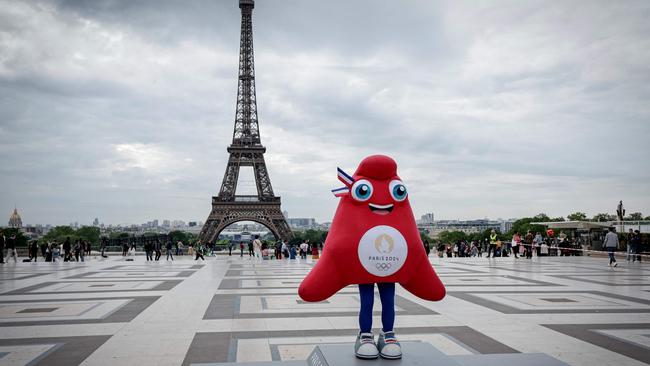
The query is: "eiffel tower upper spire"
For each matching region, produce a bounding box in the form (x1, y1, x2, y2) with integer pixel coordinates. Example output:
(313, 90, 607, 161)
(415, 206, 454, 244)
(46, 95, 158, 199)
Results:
(198, 0, 291, 243)
(233, 0, 260, 146)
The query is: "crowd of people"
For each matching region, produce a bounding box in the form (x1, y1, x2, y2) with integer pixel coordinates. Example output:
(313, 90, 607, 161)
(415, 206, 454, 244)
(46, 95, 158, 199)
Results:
(435, 229, 606, 259)
(1, 228, 644, 265)
(226, 235, 322, 261)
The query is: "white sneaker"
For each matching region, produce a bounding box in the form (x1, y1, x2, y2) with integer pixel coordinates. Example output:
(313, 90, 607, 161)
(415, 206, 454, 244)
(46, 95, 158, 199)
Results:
(377, 330, 402, 359)
(355, 332, 378, 359)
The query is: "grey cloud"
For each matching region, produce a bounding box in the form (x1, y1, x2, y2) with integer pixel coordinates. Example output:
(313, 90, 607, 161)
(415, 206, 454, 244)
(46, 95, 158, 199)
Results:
(1, 0, 649, 225)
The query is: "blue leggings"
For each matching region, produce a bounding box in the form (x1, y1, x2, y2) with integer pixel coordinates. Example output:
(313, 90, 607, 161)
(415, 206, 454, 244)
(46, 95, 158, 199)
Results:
(358, 283, 395, 333)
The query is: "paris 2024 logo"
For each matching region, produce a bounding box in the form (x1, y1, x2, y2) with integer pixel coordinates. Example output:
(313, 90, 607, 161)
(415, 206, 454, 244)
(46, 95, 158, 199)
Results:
(358, 225, 408, 277)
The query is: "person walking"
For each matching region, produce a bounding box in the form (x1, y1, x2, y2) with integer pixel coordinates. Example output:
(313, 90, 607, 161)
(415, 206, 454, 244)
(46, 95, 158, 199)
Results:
(100, 237, 107, 258)
(300, 240, 309, 260)
(510, 232, 521, 259)
(252, 235, 262, 259)
(166, 240, 174, 261)
(275, 240, 282, 260)
(5, 234, 18, 263)
(154, 239, 162, 261)
(604, 227, 619, 268)
(6, 234, 18, 262)
(45, 241, 53, 262)
(145, 240, 153, 261)
(0, 231, 5, 264)
(526, 231, 536, 259)
(486, 230, 498, 258)
(228, 241, 234, 256)
(423, 240, 430, 257)
(311, 242, 320, 260)
(626, 229, 635, 262)
(239, 241, 245, 257)
(282, 240, 289, 259)
(195, 243, 205, 261)
(79, 240, 86, 262)
(630, 230, 642, 263)
(73, 240, 80, 262)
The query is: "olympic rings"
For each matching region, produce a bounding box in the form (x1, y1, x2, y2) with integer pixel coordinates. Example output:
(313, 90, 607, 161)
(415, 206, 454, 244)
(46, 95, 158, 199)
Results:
(375, 262, 392, 271)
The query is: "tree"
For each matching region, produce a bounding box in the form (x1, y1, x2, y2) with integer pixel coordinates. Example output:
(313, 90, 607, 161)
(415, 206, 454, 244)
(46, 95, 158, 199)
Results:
(437, 230, 467, 244)
(567, 212, 588, 221)
(76, 226, 100, 245)
(592, 213, 615, 222)
(168, 230, 189, 244)
(626, 212, 644, 221)
(43, 226, 78, 244)
(507, 214, 563, 238)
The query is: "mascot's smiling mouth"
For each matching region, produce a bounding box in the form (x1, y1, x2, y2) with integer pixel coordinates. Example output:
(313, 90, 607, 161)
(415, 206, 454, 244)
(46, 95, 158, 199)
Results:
(369, 203, 394, 215)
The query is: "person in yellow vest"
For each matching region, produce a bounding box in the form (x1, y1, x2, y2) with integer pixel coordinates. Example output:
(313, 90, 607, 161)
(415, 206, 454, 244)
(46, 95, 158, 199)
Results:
(486, 230, 498, 258)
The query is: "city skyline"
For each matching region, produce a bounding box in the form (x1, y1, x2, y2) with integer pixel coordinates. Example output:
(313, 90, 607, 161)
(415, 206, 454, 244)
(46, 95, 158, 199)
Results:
(1, 1, 649, 225)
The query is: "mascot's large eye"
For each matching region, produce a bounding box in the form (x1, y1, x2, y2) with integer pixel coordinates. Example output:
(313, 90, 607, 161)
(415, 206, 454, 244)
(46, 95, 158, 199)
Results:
(351, 179, 373, 202)
(389, 180, 407, 201)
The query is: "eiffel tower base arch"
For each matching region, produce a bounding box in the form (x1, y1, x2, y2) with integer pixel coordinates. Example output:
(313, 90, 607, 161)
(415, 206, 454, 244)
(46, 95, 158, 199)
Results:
(199, 198, 292, 244)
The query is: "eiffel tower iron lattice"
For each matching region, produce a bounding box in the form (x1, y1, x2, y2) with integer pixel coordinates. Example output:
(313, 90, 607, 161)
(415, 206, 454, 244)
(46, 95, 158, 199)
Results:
(199, 0, 291, 244)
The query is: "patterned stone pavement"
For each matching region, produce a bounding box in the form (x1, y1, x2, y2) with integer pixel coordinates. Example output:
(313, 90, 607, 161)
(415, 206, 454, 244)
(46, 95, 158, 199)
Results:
(0, 254, 648, 365)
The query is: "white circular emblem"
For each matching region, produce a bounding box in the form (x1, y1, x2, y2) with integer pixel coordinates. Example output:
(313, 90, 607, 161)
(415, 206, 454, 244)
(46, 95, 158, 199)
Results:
(358, 225, 408, 277)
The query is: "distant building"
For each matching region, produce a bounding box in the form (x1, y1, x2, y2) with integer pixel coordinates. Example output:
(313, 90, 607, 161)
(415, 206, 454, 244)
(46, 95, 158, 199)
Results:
(287, 218, 316, 230)
(419, 213, 435, 224)
(93, 217, 99, 226)
(500, 220, 515, 233)
(431, 219, 501, 237)
(8, 207, 23, 228)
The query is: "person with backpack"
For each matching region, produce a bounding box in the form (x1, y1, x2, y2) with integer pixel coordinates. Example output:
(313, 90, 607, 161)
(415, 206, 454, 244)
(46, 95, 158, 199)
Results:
(195, 243, 205, 261)
(30, 240, 38, 262)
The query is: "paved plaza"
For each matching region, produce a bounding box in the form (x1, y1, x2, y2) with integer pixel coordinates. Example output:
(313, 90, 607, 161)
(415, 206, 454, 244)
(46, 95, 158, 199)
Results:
(0, 254, 649, 365)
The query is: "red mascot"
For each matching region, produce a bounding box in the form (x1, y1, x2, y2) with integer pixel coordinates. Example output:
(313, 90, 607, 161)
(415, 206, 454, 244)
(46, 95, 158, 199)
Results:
(298, 155, 445, 360)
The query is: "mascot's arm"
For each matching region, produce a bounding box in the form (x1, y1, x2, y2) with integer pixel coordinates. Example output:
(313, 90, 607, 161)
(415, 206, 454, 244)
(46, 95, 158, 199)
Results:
(298, 256, 346, 302)
(400, 255, 446, 301)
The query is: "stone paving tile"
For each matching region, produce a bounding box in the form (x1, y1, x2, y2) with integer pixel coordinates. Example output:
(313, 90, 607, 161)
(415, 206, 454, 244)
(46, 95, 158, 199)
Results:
(0, 255, 648, 365)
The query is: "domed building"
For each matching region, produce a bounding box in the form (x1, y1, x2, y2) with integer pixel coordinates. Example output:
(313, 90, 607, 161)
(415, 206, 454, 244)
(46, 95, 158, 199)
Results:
(8, 207, 22, 228)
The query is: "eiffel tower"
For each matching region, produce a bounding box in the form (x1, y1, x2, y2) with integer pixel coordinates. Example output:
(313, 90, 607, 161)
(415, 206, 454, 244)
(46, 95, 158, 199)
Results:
(199, 0, 292, 244)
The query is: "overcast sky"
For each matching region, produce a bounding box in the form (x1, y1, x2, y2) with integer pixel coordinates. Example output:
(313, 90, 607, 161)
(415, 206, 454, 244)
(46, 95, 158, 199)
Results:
(1, 0, 649, 226)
